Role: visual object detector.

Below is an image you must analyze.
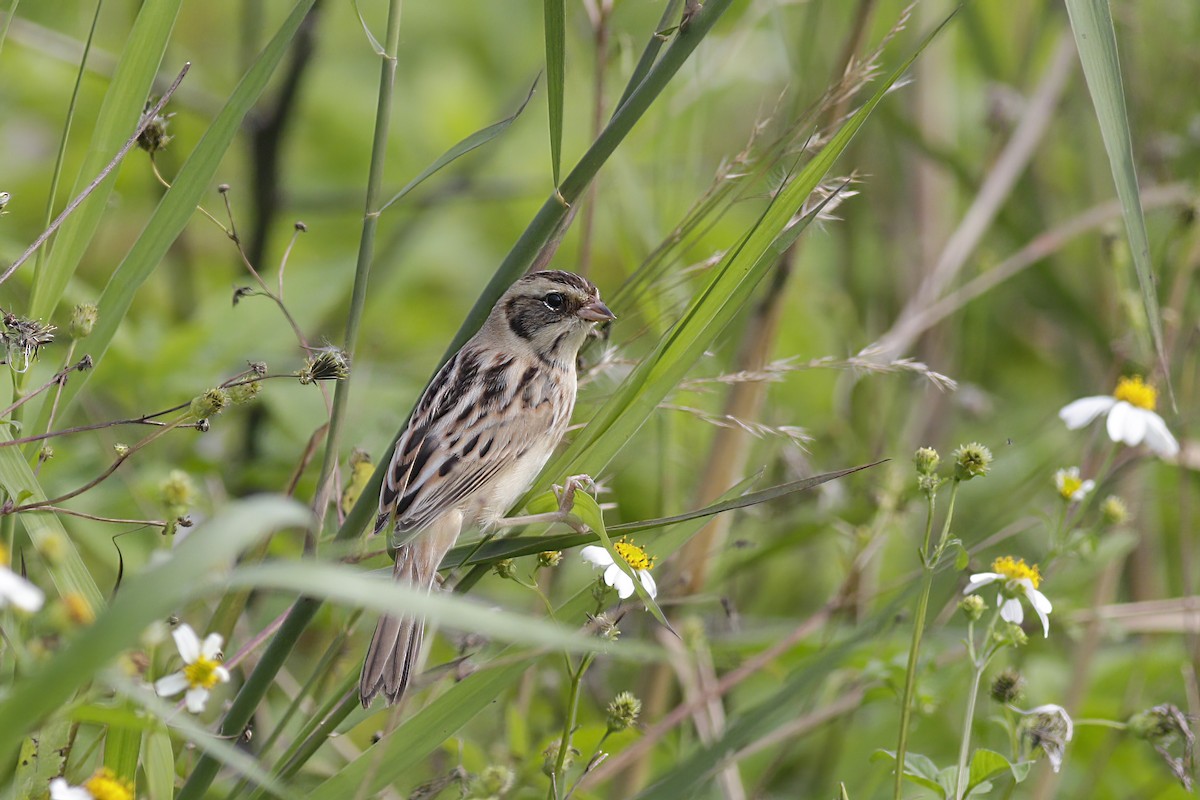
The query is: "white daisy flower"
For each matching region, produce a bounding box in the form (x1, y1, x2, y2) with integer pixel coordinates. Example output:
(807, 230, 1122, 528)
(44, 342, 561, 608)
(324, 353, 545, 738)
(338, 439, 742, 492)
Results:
(153, 623, 231, 713)
(1017, 703, 1074, 773)
(50, 767, 134, 800)
(1059, 375, 1179, 459)
(964, 556, 1052, 637)
(0, 543, 45, 612)
(581, 541, 657, 600)
(1054, 467, 1095, 503)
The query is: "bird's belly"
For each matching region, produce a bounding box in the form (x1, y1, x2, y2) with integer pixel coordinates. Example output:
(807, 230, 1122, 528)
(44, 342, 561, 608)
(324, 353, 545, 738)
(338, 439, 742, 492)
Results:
(469, 440, 558, 528)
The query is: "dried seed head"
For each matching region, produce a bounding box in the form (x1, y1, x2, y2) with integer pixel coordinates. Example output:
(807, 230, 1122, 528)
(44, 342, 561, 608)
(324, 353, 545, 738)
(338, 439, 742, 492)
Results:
(299, 349, 349, 384)
(990, 669, 1025, 704)
(189, 388, 230, 420)
(606, 691, 643, 733)
(137, 102, 174, 153)
(537, 550, 563, 568)
(2, 312, 55, 373)
(953, 442, 993, 481)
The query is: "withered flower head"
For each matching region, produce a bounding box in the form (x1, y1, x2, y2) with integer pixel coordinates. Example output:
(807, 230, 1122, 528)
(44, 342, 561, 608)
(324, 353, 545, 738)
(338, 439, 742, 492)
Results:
(299, 348, 350, 384)
(2, 312, 55, 373)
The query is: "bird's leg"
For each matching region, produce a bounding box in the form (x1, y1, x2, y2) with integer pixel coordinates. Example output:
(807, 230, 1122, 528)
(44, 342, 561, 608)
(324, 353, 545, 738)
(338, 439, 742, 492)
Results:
(494, 474, 597, 533)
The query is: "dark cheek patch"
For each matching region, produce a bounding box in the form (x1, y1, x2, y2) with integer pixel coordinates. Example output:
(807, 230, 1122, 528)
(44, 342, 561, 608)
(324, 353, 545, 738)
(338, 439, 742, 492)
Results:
(507, 297, 534, 340)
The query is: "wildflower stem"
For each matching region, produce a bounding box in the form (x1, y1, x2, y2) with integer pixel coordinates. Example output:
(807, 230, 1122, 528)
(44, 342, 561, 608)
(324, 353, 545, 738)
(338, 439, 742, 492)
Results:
(893, 487, 938, 800)
(549, 653, 594, 799)
(954, 607, 1003, 800)
(934, 478, 961, 557)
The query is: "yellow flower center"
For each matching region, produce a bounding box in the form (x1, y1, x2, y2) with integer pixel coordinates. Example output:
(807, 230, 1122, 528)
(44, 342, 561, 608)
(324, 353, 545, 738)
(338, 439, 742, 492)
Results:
(84, 767, 134, 800)
(1058, 474, 1083, 500)
(992, 556, 1042, 589)
(1113, 375, 1157, 410)
(614, 540, 653, 571)
(183, 656, 224, 690)
(64, 592, 95, 625)
(0, 542, 8, 564)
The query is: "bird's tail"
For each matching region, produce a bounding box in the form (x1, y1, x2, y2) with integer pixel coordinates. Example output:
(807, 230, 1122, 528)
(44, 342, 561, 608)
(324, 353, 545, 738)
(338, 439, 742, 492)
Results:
(359, 515, 461, 707)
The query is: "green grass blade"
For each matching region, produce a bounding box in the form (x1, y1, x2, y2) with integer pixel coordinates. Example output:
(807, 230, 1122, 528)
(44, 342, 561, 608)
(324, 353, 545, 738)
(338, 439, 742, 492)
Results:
(543, 0, 566, 186)
(47, 0, 318, 418)
(1063, 0, 1168, 378)
(28, 0, 182, 323)
(612, 0, 682, 114)
(141, 722, 175, 800)
(0, 495, 312, 762)
(0, 441, 103, 611)
(225, 561, 650, 657)
(101, 703, 141, 787)
(378, 78, 537, 213)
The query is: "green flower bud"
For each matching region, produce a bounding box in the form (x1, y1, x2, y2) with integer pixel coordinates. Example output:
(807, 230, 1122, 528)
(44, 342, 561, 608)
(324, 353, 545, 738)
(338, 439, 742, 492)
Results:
(537, 550, 563, 568)
(479, 764, 515, 795)
(1100, 495, 1129, 526)
(228, 380, 261, 405)
(69, 303, 98, 339)
(189, 388, 230, 420)
(959, 594, 986, 622)
(606, 691, 642, 733)
(913, 446, 940, 476)
(492, 559, 515, 580)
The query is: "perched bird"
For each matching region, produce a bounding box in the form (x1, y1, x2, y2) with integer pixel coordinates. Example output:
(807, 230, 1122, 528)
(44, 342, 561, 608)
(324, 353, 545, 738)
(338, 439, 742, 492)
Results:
(360, 270, 615, 707)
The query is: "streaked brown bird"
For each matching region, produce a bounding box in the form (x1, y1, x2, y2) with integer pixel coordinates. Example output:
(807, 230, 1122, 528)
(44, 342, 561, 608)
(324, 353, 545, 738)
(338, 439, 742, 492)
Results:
(360, 270, 614, 707)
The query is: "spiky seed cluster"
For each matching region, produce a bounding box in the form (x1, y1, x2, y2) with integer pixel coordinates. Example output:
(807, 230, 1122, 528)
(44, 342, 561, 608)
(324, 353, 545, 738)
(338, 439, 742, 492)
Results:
(137, 104, 174, 153)
(69, 303, 98, 339)
(990, 669, 1025, 704)
(606, 691, 642, 732)
(953, 442, 993, 481)
(2, 312, 55, 372)
(189, 388, 230, 420)
(299, 349, 349, 384)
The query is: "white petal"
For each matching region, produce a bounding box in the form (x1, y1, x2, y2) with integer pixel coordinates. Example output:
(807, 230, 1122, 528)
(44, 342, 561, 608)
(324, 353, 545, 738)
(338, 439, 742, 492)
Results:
(1058, 396, 1115, 429)
(1026, 704, 1074, 741)
(154, 672, 189, 697)
(49, 778, 91, 800)
(963, 573, 1001, 595)
(185, 687, 210, 713)
(1033, 602, 1051, 637)
(0, 568, 46, 612)
(1075, 480, 1095, 500)
(1026, 586, 1053, 614)
(173, 624, 201, 663)
(1106, 402, 1146, 446)
(638, 570, 658, 599)
(200, 633, 224, 660)
(1141, 411, 1180, 458)
(214, 666, 231, 684)
(603, 563, 635, 599)
(1000, 597, 1024, 625)
(580, 546, 614, 567)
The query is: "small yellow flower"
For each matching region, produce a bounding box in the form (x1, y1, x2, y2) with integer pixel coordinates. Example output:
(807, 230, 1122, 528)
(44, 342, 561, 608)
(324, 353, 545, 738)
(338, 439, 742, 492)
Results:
(964, 556, 1052, 637)
(49, 767, 134, 800)
(581, 540, 657, 600)
(154, 623, 231, 713)
(1054, 467, 1095, 503)
(64, 593, 95, 625)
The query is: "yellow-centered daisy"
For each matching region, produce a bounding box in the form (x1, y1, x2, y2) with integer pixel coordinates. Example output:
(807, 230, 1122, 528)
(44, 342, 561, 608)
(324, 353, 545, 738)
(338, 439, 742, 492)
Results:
(1059, 375, 1178, 459)
(581, 540, 657, 600)
(964, 556, 1053, 637)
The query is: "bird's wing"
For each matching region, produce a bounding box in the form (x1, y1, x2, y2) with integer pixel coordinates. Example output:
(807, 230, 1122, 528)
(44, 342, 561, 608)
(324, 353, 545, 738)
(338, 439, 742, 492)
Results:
(374, 346, 562, 536)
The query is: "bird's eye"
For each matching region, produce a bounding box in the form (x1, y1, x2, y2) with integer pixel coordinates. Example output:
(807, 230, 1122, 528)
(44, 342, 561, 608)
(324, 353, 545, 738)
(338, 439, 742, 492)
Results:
(543, 292, 566, 311)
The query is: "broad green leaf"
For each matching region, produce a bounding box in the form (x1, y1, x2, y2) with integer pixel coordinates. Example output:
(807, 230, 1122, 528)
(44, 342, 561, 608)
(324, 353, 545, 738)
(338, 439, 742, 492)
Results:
(1063, 0, 1168, 379)
(0, 495, 311, 762)
(0, 440, 103, 611)
(11, 718, 70, 800)
(871, 750, 946, 796)
(542, 0, 566, 185)
(379, 79, 538, 213)
(28, 0, 183, 323)
(965, 748, 1027, 796)
(44, 0, 319, 419)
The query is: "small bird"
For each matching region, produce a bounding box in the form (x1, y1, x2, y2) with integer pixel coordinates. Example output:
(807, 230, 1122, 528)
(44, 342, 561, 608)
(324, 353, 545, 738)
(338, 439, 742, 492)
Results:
(360, 270, 615, 707)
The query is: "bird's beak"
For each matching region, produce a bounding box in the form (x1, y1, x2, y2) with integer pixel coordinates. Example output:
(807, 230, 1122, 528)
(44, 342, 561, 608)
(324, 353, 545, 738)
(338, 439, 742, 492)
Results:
(576, 300, 615, 322)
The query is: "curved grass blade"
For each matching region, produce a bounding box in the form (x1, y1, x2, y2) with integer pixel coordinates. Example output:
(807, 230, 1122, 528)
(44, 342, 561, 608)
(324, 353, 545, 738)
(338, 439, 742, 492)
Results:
(543, 0, 566, 186)
(1063, 0, 1170, 395)
(0, 495, 312, 762)
(378, 78, 538, 213)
